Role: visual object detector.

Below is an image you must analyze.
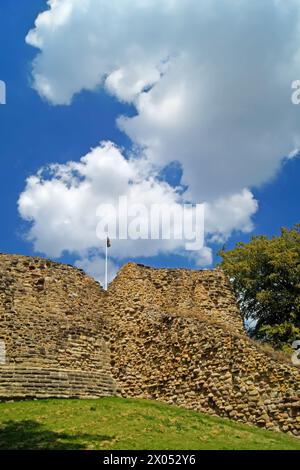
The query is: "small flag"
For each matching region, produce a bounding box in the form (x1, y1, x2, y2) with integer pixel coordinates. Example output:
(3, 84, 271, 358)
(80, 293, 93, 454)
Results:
(106, 236, 111, 248)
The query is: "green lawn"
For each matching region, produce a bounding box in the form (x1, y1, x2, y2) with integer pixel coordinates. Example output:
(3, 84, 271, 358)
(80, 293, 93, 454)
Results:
(0, 397, 299, 450)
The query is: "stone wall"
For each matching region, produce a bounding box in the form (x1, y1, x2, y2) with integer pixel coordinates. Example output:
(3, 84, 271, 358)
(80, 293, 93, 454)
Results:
(0, 254, 116, 399)
(0, 255, 299, 436)
(105, 263, 300, 436)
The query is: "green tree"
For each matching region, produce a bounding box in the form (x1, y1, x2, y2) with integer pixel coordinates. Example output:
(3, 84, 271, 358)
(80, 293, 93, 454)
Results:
(218, 225, 300, 351)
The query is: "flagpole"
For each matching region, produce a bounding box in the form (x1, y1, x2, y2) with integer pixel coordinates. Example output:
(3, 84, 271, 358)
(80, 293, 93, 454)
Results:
(105, 238, 108, 291)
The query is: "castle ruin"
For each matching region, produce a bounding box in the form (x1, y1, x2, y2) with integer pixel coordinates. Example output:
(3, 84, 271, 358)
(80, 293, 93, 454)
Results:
(0, 254, 299, 436)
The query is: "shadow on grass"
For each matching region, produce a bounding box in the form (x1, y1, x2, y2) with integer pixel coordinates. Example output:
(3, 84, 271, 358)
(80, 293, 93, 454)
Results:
(0, 420, 114, 450)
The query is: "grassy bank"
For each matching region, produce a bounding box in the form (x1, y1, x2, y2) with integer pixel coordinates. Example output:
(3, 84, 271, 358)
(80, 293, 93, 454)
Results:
(0, 397, 299, 450)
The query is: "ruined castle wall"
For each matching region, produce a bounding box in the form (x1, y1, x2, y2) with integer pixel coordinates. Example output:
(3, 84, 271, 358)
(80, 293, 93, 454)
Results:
(107, 263, 245, 333)
(0, 254, 116, 399)
(106, 263, 300, 436)
(0, 256, 299, 436)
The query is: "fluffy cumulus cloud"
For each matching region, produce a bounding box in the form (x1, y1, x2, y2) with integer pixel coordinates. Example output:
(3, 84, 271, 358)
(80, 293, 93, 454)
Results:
(18, 142, 183, 258)
(19, 142, 256, 281)
(20, 0, 300, 279)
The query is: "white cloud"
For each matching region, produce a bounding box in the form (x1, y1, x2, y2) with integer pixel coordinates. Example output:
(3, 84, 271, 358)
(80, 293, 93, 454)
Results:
(191, 247, 213, 268)
(25, 0, 300, 196)
(18, 142, 256, 273)
(205, 189, 258, 243)
(18, 142, 177, 257)
(24, 0, 300, 274)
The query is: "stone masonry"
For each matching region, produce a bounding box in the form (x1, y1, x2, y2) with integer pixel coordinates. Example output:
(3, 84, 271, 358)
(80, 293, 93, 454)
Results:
(0, 254, 116, 399)
(0, 254, 299, 436)
(105, 263, 300, 436)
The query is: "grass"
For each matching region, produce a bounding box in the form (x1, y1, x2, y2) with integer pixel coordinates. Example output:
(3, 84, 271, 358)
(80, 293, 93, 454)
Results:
(0, 397, 299, 450)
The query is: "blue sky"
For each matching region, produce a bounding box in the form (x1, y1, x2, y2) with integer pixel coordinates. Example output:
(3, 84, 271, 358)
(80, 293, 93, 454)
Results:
(0, 1, 133, 266)
(0, 1, 300, 282)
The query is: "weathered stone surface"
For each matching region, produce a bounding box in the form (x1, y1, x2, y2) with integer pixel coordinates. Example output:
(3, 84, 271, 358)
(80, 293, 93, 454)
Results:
(0, 255, 299, 437)
(105, 263, 300, 437)
(0, 254, 117, 399)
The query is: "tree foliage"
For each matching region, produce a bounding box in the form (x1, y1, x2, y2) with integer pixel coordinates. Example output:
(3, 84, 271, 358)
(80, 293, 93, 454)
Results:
(218, 225, 300, 351)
